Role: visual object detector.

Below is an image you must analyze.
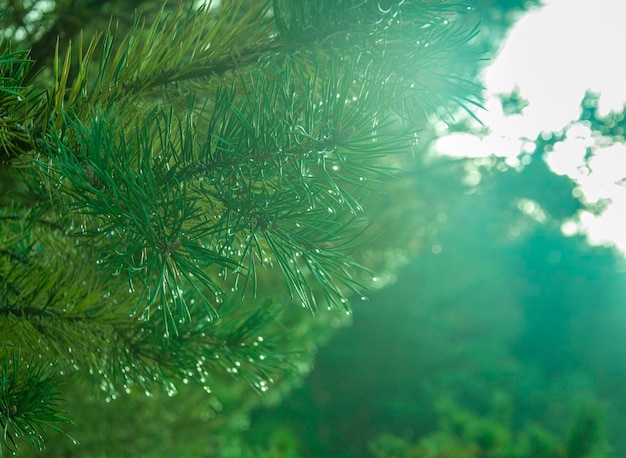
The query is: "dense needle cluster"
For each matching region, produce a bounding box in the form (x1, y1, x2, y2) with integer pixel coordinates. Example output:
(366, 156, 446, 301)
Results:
(0, 0, 480, 453)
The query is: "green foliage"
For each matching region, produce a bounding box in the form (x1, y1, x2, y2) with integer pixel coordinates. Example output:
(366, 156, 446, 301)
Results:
(0, 0, 483, 454)
(368, 396, 609, 458)
(0, 350, 74, 455)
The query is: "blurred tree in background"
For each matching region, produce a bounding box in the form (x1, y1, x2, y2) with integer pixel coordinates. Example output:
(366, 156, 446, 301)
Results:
(0, 0, 487, 456)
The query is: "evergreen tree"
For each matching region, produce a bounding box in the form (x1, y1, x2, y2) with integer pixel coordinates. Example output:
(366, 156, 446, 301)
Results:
(0, 0, 481, 454)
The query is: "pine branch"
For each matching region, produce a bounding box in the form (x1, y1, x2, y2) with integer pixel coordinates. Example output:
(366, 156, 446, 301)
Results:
(13, 0, 483, 336)
(0, 211, 303, 402)
(0, 349, 76, 455)
(0, 46, 39, 164)
(0, 1, 485, 453)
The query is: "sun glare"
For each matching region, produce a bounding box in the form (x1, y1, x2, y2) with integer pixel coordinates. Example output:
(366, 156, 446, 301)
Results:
(434, 0, 626, 254)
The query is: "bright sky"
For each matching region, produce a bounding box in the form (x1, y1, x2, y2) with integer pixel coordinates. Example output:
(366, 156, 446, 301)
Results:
(434, 0, 626, 254)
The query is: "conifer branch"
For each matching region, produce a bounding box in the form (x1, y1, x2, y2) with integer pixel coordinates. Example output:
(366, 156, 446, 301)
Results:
(0, 214, 299, 401)
(0, 0, 484, 453)
(0, 349, 76, 455)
